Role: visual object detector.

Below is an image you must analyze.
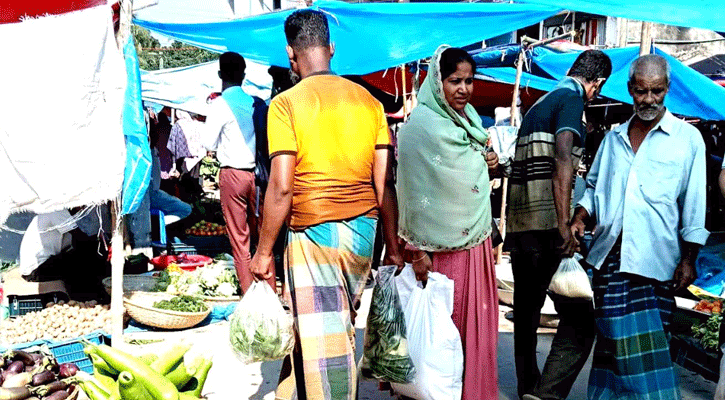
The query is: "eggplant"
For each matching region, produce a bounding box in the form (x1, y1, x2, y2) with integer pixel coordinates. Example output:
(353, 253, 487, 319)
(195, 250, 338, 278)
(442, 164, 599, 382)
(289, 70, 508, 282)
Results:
(28, 354, 41, 365)
(30, 379, 70, 398)
(5, 362, 23, 375)
(44, 390, 69, 400)
(9, 352, 35, 367)
(0, 387, 32, 400)
(57, 364, 79, 379)
(30, 370, 55, 387)
(2, 373, 31, 389)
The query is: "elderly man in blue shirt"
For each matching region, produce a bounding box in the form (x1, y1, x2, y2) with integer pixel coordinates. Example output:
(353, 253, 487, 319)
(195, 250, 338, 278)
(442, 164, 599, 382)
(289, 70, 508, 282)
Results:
(571, 54, 708, 400)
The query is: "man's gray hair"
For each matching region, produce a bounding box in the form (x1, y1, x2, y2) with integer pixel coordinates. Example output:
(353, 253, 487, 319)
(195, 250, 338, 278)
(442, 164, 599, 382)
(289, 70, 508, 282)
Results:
(628, 54, 671, 86)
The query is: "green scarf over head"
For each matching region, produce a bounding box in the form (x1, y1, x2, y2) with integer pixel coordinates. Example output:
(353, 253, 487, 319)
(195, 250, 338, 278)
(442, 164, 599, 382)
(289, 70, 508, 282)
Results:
(397, 45, 493, 252)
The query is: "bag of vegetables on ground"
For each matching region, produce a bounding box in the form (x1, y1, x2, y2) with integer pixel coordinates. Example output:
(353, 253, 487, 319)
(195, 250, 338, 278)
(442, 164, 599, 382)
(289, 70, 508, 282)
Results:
(360, 265, 416, 384)
(229, 281, 294, 363)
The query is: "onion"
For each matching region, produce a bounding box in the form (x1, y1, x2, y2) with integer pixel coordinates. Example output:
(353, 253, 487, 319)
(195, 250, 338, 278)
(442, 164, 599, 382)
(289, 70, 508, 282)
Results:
(58, 363, 79, 378)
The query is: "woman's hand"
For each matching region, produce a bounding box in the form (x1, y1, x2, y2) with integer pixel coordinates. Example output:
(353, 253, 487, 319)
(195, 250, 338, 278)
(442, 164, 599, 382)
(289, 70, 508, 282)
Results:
(485, 151, 500, 173)
(412, 251, 433, 283)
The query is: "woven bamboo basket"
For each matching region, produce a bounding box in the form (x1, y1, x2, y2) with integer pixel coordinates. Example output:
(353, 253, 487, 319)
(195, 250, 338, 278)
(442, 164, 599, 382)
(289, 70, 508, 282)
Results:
(200, 295, 241, 305)
(123, 292, 210, 330)
(102, 275, 161, 296)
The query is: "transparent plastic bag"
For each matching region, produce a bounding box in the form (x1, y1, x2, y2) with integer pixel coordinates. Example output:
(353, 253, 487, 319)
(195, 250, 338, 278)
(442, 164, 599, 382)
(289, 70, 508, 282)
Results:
(229, 281, 294, 363)
(548, 255, 593, 299)
(361, 265, 416, 384)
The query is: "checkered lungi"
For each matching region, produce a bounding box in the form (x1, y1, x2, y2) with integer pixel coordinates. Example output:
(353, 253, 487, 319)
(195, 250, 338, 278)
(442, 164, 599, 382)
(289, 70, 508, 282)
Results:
(588, 242, 680, 400)
(276, 216, 376, 400)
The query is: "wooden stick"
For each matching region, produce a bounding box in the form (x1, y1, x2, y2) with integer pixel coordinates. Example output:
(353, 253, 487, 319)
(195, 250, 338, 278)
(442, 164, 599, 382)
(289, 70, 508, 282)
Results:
(112, 0, 132, 350)
(640, 21, 652, 55)
(110, 202, 125, 349)
(116, 0, 133, 49)
(496, 31, 574, 263)
(401, 65, 408, 122)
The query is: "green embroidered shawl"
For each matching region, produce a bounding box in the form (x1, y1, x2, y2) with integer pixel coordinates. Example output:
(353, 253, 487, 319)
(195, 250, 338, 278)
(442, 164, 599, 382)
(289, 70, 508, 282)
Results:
(397, 45, 493, 252)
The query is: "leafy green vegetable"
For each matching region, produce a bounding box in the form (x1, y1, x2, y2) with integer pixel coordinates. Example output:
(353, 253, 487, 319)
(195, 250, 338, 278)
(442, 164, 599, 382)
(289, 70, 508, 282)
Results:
(361, 266, 415, 384)
(692, 314, 723, 350)
(153, 295, 208, 313)
(229, 282, 294, 363)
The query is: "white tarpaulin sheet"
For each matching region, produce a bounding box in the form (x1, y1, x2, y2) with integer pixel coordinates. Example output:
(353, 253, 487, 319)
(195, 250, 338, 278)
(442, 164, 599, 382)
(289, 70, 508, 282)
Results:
(0, 4, 127, 224)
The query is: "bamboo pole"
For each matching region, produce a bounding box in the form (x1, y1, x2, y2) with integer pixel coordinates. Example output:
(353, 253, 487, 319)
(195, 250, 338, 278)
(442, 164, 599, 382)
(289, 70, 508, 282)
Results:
(110, 205, 125, 349)
(496, 30, 576, 263)
(401, 65, 408, 122)
(640, 21, 653, 55)
(618, 18, 629, 48)
(496, 50, 526, 263)
(111, 0, 133, 350)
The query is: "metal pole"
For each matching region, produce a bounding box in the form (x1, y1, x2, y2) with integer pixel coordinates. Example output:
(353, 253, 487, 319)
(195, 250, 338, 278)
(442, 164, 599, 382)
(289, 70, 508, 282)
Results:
(640, 21, 652, 55)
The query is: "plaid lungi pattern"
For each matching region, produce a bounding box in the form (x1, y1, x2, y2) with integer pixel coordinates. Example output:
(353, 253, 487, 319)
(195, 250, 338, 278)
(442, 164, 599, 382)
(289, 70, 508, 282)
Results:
(276, 216, 377, 400)
(588, 242, 680, 400)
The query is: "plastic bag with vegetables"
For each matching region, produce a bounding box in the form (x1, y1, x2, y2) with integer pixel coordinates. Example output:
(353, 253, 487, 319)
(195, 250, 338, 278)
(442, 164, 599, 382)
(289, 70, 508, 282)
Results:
(361, 265, 416, 384)
(229, 282, 294, 363)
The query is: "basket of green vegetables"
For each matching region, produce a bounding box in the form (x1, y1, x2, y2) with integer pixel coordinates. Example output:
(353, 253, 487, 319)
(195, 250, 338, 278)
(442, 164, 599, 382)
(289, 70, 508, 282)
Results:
(123, 293, 210, 330)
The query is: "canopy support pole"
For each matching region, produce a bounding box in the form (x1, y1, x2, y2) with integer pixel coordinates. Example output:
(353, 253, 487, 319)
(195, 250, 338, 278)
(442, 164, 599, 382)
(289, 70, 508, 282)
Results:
(640, 21, 653, 55)
(111, 0, 132, 350)
(110, 203, 125, 349)
(401, 65, 408, 122)
(497, 30, 576, 263)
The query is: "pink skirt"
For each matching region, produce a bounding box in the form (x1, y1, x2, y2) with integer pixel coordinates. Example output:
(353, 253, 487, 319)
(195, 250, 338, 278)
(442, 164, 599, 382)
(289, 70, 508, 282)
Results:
(432, 237, 499, 400)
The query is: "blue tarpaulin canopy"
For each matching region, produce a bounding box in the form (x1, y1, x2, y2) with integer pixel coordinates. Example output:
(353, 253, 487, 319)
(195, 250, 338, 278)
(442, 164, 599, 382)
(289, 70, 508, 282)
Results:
(476, 67, 556, 93)
(134, 1, 560, 76)
(518, 0, 725, 33)
(475, 46, 725, 121)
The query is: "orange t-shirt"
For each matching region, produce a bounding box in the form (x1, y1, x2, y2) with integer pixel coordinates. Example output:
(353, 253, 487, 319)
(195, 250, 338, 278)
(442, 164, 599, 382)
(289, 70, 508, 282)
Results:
(267, 74, 391, 230)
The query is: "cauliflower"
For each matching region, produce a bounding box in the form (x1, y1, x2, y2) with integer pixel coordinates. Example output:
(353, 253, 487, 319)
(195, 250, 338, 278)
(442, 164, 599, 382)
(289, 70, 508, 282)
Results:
(200, 265, 224, 288)
(187, 283, 203, 296)
(217, 282, 237, 297)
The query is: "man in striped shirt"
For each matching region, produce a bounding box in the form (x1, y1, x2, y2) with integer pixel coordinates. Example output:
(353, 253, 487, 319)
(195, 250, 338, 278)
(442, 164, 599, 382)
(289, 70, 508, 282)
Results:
(507, 50, 611, 400)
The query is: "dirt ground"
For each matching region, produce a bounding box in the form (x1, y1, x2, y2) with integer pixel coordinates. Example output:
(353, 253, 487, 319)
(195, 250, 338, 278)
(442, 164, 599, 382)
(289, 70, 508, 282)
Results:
(121, 288, 718, 400)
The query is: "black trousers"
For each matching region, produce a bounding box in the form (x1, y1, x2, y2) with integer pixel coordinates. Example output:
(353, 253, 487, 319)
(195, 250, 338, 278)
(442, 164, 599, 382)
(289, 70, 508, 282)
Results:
(510, 231, 596, 400)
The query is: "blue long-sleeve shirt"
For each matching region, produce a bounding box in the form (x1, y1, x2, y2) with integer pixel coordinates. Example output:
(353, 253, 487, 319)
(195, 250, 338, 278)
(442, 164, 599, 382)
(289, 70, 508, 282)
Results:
(578, 110, 709, 282)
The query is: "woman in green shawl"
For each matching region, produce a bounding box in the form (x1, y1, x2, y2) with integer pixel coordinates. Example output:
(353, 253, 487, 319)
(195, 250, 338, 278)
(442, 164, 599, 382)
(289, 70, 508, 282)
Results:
(397, 45, 500, 399)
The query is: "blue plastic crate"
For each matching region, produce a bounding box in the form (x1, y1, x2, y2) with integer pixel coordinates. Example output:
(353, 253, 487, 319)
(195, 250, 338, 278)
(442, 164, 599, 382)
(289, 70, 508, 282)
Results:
(0, 330, 108, 374)
(48, 331, 107, 374)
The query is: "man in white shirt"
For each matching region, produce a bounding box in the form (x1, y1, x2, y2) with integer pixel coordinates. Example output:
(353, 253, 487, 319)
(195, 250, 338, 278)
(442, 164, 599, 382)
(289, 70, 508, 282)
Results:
(571, 54, 708, 399)
(203, 52, 273, 293)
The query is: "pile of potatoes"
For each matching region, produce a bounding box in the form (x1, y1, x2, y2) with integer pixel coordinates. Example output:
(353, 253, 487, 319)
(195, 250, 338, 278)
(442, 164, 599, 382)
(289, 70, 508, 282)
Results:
(0, 300, 112, 345)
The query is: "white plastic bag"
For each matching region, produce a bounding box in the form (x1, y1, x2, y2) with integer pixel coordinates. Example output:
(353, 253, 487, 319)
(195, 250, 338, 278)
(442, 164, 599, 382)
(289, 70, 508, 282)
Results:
(488, 125, 519, 165)
(391, 265, 463, 400)
(228, 281, 294, 363)
(548, 255, 593, 299)
(715, 343, 725, 400)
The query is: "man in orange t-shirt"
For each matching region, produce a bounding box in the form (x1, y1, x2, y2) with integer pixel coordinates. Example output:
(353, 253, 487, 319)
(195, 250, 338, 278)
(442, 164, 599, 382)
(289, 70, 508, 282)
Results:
(250, 9, 403, 400)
